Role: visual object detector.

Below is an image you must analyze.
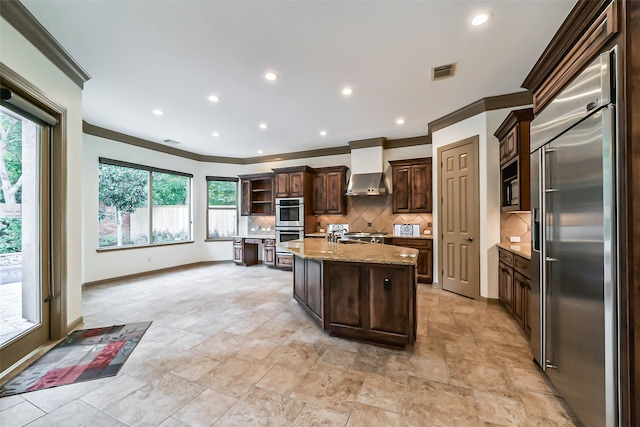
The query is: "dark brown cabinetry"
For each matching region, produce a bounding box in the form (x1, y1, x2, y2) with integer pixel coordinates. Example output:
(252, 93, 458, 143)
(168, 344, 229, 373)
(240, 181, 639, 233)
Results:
(494, 109, 533, 212)
(324, 261, 415, 347)
(238, 173, 274, 216)
(273, 166, 314, 198)
(293, 256, 323, 323)
(387, 238, 432, 284)
(498, 247, 531, 334)
(233, 237, 262, 266)
(312, 166, 348, 215)
(389, 158, 432, 214)
(264, 239, 275, 267)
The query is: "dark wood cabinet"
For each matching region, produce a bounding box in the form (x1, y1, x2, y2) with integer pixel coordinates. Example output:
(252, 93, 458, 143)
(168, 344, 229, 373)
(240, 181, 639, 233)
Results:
(312, 166, 348, 215)
(233, 237, 260, 266)
(238, 173, 274, 216)
(293, 256, 323, 324)
(494, 109, 533, 212)
(324, 261, 415, 347)
(233, 237, 243, 264)
(387, 238, 432, 284)
(389, 158, 432, 214)
(275, 252, 293, 270)
(498, 247, 531, 334)
(272, 166, 314, 198)
(264, 239, 275, 267)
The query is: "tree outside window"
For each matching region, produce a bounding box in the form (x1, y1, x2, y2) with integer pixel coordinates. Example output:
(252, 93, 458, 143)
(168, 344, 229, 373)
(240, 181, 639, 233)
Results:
(207, 177, 237, 239)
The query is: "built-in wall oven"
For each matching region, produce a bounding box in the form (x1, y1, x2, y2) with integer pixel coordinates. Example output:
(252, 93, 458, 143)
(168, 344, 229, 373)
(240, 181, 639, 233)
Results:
(275, 227, 305, 251)
(275, 197, 304, 228)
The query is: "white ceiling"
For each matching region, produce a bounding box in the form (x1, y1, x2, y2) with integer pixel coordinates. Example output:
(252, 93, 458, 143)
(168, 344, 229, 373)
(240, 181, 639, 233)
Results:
(22, 0, 575, 159)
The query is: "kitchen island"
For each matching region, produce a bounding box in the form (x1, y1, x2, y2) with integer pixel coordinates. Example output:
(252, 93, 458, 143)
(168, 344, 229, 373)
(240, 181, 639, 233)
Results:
(277, 238, 419, 347)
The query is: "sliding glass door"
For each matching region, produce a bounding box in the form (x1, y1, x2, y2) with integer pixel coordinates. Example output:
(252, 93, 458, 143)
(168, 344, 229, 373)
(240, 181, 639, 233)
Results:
(0, 105, 51, 372)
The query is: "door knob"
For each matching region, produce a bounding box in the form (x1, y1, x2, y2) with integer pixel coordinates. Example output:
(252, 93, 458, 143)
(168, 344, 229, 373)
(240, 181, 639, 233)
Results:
(465, 237, 473, 242)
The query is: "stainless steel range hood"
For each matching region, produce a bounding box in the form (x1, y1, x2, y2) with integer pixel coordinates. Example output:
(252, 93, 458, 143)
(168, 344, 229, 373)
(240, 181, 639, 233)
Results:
(346, 173, 387, 196)
(346, 138, 388, 196)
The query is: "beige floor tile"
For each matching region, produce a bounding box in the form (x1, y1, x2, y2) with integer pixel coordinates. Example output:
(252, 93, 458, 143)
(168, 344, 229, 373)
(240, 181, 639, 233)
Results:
(291, 365, 364, 414)
(169, 354, 221, 382)
(170, 332, 210, 350)
(519, 390, 581, 426)
(474, 390, 533, 426)
(356, 375, 406, 413)
(291, 404, 349, 426)
(0, 400, 45, 427)
(213, 387, 305, 426)
(172, 388, 237, 427)
(267, 339, 326, 369)
(191, 331, 247, 361)
(22, 377, 108, 413)
(106, 373, 203, 426)
(317, 348, 357, 371)
(408, 355, 449, 384)
(403, 376, 479, 427)
(236, 338, 280, 360)
(0, 394, 24, 411)
(507, 365, 554, 394)
(29, 400, 126, 427)
(447, 356, 519, 398)
(347, 402, 422, 427)
(196, 354, 273, 398)
(350, 344, 410, 385)
(256, 364, 308, 396)
(80, 374, 147, 410)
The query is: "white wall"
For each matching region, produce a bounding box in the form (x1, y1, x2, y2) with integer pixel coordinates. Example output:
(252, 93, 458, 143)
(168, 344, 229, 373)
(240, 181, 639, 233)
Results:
(82, 134, 245, 283)
(1, 18, 84, 327)
(431, 108, 517, 299)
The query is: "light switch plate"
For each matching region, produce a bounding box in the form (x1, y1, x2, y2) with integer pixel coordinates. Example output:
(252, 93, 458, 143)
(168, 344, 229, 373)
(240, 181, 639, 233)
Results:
(509, 236, 521, 243)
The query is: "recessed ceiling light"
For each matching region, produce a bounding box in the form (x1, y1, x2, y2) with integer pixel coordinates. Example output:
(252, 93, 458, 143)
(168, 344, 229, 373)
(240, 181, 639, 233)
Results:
(341, 87, 354, 96)
(265, 72, 278, 81)
(319, 130, 327, 137)
(472, 12, 491, 26)
(208, 95, 220, 103)
(259, 123, 268, 129)
(153, 109, 164, 116)
(396, 118, 406, 125)
(212, 132, 220, 137)
(258, 150, 264, 154)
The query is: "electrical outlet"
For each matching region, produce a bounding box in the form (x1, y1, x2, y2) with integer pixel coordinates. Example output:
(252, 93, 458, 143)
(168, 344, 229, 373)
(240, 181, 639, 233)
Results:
(427, 222, 432, 227)
(367, 222, 372, 227)
(509, 236, 521, 243)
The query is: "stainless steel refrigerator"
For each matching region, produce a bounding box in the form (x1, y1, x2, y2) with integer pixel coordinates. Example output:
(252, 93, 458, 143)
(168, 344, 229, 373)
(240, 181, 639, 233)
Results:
(530, 49, 618, 427)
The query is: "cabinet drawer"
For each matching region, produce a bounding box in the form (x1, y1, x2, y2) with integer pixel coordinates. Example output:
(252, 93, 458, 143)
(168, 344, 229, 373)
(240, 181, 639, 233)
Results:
(514, 255, 531, 278)
(276, 253, 293, 267)
(392, 238, 429, 248)
(264, 239, 275, 247)
(244, 238, 261, 245)
(498, 248, 514, 267)
(233, 237, 243, 245)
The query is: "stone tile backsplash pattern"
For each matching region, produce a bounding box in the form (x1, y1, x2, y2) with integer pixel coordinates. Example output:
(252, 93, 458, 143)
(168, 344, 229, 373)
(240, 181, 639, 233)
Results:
(247, 216, 275, 235)
(501, 212, 531, 244)
(316, 195, 432, 235)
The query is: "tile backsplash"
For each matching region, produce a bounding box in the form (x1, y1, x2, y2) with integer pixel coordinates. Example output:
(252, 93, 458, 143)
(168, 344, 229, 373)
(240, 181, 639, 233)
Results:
(247, 216, 275, 234)
(500, 212, 531, 244)
(316, 195, 432, 235)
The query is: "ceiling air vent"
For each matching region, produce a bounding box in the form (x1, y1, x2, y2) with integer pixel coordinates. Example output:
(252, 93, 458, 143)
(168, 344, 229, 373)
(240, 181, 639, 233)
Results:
(432, 63, 456, 81)
(163, 139, 180, 145)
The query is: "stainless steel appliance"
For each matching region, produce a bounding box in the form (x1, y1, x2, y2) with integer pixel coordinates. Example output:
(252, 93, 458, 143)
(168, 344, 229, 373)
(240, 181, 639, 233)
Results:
(341, 232, 387, 244)
(530, 49, 618, 427)
(275, 197, 304, 228)
(275, 227, 304, 246)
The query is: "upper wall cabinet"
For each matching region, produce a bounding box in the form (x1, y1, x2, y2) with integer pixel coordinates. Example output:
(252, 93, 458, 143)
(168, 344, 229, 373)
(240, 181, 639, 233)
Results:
(494, 108, 533, 212)
(238, 172, 274, 216)
(312, 166, 348, 215)
(272, 166, 314, 198)
(389, 157, 432, 214)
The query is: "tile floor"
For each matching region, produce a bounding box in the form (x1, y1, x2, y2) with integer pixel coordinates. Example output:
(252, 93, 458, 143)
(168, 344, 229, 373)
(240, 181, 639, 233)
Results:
(0, 263, 581, 426)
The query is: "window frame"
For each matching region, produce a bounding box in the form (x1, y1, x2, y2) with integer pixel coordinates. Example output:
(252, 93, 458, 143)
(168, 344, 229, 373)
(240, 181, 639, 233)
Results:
(97, 157, 194, 251)
(205, 176, 238, 241)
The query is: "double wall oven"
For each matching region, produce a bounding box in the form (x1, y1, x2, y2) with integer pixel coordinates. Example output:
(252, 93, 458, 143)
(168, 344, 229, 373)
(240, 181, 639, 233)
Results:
(275, 197, 305, 251)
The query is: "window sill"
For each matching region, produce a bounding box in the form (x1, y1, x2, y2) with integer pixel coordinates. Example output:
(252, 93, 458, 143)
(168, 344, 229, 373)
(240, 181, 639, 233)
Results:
(96, 240, 194, 252)
(205, 238, 234, 242)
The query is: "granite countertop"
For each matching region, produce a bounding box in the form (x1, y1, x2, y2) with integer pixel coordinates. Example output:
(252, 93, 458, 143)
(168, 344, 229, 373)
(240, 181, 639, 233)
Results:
(233, 234, 276, 240)
(389, 234, 434, 240)
(277, 238, 419, 266)
(305, 232, 327, 238)
(497, 242, 532, 260)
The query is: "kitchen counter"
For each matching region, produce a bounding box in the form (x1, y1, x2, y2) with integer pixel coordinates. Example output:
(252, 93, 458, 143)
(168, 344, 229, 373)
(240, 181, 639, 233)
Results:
(388, 235, 434, 240)
(233, 234, 276, 240)
(277, 238, 418, 266)
(279, 238, 418, 347)
(497, 242, 532, 260)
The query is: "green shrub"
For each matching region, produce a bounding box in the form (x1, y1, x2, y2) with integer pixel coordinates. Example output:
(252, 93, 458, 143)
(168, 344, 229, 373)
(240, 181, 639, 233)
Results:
(0, 218, 22, 254)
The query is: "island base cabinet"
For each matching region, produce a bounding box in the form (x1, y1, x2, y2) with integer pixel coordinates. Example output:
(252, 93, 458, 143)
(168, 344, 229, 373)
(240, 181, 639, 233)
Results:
(324, 261, 416, 347)
(293, 256, 322, 325)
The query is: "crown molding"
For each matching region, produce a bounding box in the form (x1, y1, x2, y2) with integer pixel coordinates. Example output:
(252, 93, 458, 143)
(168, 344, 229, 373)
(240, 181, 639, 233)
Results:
(1, 0, 91, 89)
(428, 91, 533, 135)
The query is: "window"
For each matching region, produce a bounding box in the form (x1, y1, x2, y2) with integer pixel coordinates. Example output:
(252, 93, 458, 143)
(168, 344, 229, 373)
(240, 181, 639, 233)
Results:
(207, 177, 238, 239)
(98, 158, 192, 248)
